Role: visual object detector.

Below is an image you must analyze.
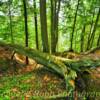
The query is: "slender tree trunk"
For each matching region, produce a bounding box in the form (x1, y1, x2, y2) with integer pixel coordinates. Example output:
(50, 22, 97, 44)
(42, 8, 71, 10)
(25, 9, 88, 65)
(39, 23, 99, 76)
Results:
(51, 0, 55, 53)
(97, 33, 100, 46)
(55, 0, 61, 52)
(40, 0, 49, 52)
(23, 0, 29, 64)
(8, 0, 14, 43)
(51, 0, 61, 53)
(80, 25, 85, 52)
(86, 10, 95, 50)
(33, 0, 39, 50)
(89, 8, 100, 49)
(74, 30, 78, 51)
(70, 0, 80, 51)
(87, 8, 100, 50)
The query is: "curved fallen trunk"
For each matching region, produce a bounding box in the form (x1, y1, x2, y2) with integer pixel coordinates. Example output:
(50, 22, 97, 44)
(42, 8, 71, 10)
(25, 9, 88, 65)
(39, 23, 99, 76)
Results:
(0, 41, 70, 91)
(0, 41, 100, 94)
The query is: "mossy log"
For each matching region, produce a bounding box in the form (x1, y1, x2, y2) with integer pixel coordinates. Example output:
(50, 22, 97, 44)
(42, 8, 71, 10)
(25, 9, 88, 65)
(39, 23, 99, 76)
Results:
(0, 42, 68, 85)
(0, 41, 100, 94)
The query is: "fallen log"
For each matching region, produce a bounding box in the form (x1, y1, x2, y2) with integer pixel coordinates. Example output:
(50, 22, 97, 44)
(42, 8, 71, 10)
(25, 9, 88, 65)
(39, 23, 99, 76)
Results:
(0, 41, 71, 90)
(0, 41, 100, 94)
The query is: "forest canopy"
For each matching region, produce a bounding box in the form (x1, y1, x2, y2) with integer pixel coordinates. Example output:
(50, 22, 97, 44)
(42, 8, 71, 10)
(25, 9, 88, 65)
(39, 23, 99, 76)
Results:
(0, 0, 100, 53)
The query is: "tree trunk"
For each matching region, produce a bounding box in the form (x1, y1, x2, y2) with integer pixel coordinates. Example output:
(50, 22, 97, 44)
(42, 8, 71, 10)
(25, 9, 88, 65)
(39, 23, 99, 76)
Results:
(86, 10, 95, 50)
(87, 8, 100, 49)
(70, 0, 80, 51)
(40, 0, 49, 53)
(80, 24, 85, 52)
(50, 0, 61, 53)
(97, 33, 100, 46)
(23, 0, 29, 64)
(8, 0, 14, 43)
(33, 0, 39, 50)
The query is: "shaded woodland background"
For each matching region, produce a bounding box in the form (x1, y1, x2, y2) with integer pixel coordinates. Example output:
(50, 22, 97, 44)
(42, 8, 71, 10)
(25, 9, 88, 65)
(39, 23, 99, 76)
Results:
(0, 0, 100, 53)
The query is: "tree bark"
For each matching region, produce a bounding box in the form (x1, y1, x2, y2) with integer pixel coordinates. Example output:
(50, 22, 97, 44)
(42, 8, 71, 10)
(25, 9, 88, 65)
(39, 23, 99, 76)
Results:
(33, 0, 39, 50)
(97, 33, 100, 46)
(88, 8, 100, 49)
(23, 0, 29, 64)
(86, 10, 95, 50)
(70, 0, 80, 51)
(51, 0, 61, 53)
(80, 24, 85, 52)
(8, 0, 14, 43)
(40, 0, 49, 52)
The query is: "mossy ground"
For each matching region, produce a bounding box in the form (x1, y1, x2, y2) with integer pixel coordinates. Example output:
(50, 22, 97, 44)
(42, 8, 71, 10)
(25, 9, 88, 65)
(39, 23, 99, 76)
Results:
(0, 47, 68, 99)
(0, 65, 68, 100)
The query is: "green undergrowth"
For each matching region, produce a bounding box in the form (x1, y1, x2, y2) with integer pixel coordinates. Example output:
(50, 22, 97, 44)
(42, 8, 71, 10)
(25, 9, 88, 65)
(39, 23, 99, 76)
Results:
(0, 68, 68, 100)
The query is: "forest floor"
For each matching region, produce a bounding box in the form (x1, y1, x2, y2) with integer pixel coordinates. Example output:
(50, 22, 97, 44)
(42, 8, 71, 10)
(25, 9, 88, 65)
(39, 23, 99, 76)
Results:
(0, 47, 100, 100)
(0, 47, 67, 100)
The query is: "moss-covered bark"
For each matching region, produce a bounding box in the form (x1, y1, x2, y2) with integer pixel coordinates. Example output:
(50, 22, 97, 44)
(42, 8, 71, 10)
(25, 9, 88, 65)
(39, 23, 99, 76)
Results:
(0, 41, 100, 95)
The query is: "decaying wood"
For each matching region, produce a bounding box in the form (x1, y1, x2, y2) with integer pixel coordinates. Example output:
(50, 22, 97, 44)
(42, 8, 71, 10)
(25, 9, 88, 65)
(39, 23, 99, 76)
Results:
(0, 41, 68, 78)
(0, 41, 100, 93)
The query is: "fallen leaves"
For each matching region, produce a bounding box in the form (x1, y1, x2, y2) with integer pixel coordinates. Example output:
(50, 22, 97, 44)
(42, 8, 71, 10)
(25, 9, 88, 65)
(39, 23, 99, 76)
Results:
(24, 94, 31, 100)
(43, 75, 51, 82)
(11, 87, 19, 92)
(69, 80, 75, 88)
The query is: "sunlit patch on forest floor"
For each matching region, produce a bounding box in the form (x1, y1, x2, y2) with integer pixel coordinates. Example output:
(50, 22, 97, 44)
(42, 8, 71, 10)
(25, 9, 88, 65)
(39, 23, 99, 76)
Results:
(0, 47, 100, 99)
